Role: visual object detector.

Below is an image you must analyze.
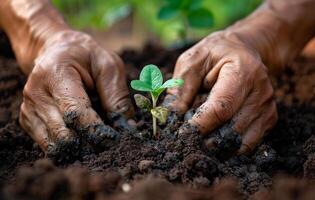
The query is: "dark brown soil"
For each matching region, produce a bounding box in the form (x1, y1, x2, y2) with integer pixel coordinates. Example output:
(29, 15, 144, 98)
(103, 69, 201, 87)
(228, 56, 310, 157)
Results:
(0, 39, 314, 199)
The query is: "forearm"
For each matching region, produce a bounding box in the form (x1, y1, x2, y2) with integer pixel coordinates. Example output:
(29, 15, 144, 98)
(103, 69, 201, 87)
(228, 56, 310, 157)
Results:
(0, 0, 70, 74)
(226, 0, 315, 72)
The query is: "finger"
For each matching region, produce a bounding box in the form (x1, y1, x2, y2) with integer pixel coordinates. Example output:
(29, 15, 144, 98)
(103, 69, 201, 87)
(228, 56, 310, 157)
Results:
(23, 77, 82, 159)
(34, 103, 75, 142)
(163, 44, 210, 113)
(232, 83, 274, 134)
(237, 101, 278, 154)
(24, 71, 75, 142)
(19, 102, 49, 151)
(189, 64, 251, 135)
(93, 50, 134, 118)
(47, 66, 118, 144)
(202, 59, 226, 90)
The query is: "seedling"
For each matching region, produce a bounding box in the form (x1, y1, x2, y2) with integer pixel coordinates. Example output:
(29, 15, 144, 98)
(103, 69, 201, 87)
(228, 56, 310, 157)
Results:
(158, 0, 213, 41)
(131, 64, 184, 137)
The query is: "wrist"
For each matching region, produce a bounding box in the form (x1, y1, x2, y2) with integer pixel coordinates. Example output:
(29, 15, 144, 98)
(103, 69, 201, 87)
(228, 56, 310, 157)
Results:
(224, 0, 315, 73)
(0, 0, 70, 75)
(224, 5, 290, 73)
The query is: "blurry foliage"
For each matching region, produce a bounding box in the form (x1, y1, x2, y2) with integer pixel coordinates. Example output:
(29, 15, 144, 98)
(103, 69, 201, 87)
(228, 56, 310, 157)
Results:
(52, 0, 262, 45)
(158, 0, 214, 42)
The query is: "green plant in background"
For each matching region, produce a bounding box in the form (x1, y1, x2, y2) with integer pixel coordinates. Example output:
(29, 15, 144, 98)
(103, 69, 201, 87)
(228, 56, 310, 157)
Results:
(52, 0, 262, 45)
(131, 64, 184, 137)
(158, 0, 213, 41)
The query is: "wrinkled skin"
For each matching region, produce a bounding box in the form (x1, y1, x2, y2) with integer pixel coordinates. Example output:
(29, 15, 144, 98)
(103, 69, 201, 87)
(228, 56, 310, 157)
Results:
(19, 30, 133, 151)
(0, 0, 133, 152)
(2, 0, 315, 155)
(164, 31, 277, 153)
(164, 0, 315, 154)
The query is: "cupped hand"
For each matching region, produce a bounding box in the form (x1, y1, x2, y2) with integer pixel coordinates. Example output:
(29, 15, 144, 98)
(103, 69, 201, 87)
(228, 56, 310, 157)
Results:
(19, 30, 133, 153)
(164, 31, 278, 154)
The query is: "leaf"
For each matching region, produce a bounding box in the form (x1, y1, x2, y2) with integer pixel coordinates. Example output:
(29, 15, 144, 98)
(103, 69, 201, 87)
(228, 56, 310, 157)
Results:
(165, 0, 183, 8)
(158, 5, 180, 20)
(187, 8, 214, 28)
(140, 64, 163, 90)
(130, 80, 152, 91)
(151, 88, 166, 100)
(151, 106, 169, 124)
(188, 0, 203, 11)
(134, 94, 151, 110)
(180, 0, 202, 10)
(161, 79, 184, 88)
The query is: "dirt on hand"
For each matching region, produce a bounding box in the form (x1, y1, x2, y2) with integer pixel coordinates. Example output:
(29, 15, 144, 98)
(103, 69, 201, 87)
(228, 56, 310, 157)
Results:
(0, 41, 315, 199)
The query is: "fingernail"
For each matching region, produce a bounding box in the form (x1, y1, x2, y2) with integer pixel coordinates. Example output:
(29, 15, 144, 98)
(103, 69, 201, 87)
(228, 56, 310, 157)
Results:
(46, 139, 80, 163)
(205, 138, 218, 150)
(89, 124, 119, 145)
(47, 143, 57, 155)
(237, 144, 251, 155)
(178, 122, 199, 138)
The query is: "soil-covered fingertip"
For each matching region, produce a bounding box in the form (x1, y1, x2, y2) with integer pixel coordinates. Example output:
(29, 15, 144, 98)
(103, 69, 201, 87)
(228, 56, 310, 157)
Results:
(205, 122, 242, 159)
(46, 138, 80, 163)
(86, 124, 120, 151)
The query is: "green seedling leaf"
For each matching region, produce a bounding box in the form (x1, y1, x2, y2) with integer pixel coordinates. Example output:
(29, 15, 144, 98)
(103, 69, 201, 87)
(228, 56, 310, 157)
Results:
(158, 5, 180, 20)
(140, 64, 163, 90)
(130, 64, 184, 137)
(161, 79, 184, 88)
(134, 94, 151, 110)
(151, 88, 165, 100)
(151, 106, 169, 124)
(130, 80, 152, 91)
(187, 8, 213, 28)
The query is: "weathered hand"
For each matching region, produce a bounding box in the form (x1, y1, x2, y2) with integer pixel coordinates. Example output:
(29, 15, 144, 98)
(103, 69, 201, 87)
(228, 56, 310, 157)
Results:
(164, 31, 278, 154)
(19, 30, 133, 152)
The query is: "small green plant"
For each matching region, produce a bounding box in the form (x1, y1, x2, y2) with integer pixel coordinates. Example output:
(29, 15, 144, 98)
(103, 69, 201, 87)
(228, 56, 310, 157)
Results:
(158, 0, 213, 41)
(131, 64, 184, 137)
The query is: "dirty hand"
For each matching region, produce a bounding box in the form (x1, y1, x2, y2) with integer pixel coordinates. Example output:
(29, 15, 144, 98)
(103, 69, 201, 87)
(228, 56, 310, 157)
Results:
(0, 0, 133, 153)
(164, 0, 315, 154)
(165, 31, 277, 154)
(20, 30, 133, 152)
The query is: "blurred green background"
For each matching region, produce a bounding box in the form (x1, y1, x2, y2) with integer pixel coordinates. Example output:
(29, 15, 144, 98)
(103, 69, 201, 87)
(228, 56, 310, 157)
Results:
(52, 0, 262, 45)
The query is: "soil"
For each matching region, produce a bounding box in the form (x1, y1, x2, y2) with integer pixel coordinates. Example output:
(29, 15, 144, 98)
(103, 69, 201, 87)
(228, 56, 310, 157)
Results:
(0, 38, 314, 200)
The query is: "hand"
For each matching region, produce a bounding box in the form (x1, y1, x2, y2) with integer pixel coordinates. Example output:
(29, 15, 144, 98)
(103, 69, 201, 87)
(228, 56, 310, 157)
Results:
(19, 30, 133, 153)
(164, 31, 278, 154)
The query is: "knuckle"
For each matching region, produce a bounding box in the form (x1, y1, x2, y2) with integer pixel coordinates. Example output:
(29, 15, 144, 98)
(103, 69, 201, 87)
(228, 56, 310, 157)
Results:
(20, 102, 27, 115)
(110, 52, 125, 68)
(49, 124, 70, 140)
(176, 49, 200, 69)
(258, 79, 274, 105)
(176, 52, 192, 67)
(265, 83, 274, 100)
(19, 112, 26, 127)
(22, 82, 33, 99)
(62, 100, 87, 114)
(254, 64, 269, 80)
(19, 103, 30, 130)
(94, 50, 123, 77)
(212, 97, 235, 123)
(257, 83, 274, 105)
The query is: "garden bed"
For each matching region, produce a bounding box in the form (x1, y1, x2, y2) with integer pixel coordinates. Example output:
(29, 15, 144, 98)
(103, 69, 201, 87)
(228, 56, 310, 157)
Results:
(0, 42, 314, 200)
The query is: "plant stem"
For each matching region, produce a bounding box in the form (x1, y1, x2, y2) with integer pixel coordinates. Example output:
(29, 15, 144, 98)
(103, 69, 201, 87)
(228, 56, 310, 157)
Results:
(151, 93, 157, 137)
